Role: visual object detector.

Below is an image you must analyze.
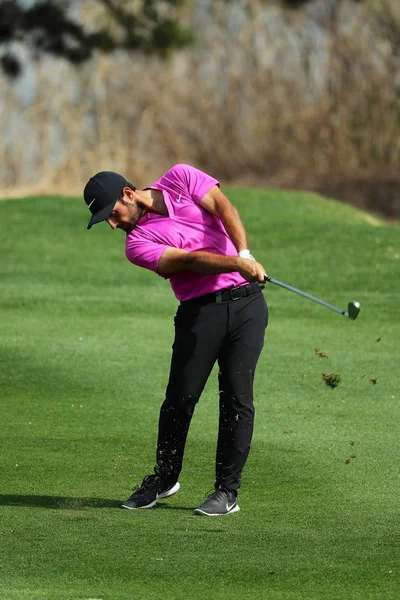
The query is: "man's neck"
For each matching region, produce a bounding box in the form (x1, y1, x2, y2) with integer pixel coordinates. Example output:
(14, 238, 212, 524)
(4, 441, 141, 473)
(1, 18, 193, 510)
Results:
(141, 188, 168, 215)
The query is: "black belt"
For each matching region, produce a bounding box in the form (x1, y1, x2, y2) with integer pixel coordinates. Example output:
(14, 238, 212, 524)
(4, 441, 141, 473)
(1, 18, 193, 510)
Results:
(183, 282, 264, 305)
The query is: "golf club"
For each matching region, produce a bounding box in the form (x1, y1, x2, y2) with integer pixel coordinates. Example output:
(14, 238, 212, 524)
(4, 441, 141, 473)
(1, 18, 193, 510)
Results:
(263, 276, 360, 320)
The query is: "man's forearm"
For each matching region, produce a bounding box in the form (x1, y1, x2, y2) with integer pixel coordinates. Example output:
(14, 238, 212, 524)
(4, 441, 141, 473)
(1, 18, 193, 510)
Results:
(199, 186, 250, 253)
(218, 204, 248, 253)
(181, 251, 241, 275)
(157, 247, 266, 282)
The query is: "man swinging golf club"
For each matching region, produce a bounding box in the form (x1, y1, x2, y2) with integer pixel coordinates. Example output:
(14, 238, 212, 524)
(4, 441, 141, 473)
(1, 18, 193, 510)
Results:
(83, 164, 268, 516)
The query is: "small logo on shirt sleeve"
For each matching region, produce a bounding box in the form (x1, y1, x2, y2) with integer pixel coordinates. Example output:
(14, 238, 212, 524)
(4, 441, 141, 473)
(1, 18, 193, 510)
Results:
(176, 193, 182, 203)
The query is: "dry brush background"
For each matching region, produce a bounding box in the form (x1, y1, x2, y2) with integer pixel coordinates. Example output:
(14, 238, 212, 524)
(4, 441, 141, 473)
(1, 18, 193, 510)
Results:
(1, 0, 399, 216)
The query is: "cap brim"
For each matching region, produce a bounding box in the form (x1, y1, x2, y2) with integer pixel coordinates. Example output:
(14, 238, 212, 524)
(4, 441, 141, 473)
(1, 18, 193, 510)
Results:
(87, 202, 116, 230)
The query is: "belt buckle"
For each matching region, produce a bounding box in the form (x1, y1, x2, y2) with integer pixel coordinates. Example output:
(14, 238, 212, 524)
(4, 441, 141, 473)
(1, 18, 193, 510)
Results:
(216, 291, 223, 304)
(229, 288, 241, 301)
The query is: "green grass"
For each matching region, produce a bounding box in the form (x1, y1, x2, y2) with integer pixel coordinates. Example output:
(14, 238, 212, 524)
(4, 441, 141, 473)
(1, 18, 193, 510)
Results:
(0, 189, 399, 600)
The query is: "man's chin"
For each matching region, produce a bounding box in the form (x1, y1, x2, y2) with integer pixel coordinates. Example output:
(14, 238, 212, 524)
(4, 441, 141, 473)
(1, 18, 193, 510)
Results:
(120, 217, 140, 233)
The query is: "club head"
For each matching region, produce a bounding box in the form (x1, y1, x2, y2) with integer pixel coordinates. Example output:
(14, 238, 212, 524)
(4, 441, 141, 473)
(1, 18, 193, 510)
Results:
(347, 301, 360, 320)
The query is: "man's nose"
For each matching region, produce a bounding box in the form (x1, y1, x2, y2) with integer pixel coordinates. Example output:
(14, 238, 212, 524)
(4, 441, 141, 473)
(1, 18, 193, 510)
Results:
(106, 218, 117, 229)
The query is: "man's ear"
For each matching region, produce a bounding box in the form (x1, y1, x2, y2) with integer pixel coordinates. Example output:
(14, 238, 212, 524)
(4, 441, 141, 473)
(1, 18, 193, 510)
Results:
(122, 186, 136, 201)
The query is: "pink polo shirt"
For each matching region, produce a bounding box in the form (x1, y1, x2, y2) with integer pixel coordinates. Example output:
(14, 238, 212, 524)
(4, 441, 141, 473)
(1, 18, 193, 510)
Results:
(125, 164, 247, 301)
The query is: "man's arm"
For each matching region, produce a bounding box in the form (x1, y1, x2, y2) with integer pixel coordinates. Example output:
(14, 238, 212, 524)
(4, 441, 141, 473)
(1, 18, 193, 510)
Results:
(199, 185, 249, 253)
(157, 248, 266, 283)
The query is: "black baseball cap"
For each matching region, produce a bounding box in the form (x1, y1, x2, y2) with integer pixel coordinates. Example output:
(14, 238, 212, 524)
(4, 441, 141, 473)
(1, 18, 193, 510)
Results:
(83, 171, 135, 230)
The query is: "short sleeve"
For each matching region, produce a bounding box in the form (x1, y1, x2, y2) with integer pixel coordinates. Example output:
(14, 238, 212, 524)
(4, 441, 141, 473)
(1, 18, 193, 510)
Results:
(171, 164, 220, 204)
(125, 238, 169, 275)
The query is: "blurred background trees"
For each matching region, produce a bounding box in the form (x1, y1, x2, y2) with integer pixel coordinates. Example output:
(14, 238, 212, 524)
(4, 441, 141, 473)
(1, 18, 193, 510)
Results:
(0, 0, 399, 216)
(0, 0, 195, 77)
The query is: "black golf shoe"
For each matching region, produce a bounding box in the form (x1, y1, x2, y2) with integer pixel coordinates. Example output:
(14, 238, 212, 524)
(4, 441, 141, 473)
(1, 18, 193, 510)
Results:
(121, 474, 180, 510)
(193, 488, 240, 516)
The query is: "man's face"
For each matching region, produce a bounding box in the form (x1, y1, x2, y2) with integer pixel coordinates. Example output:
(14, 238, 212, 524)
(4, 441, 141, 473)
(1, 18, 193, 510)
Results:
(106, 189, 145, 233)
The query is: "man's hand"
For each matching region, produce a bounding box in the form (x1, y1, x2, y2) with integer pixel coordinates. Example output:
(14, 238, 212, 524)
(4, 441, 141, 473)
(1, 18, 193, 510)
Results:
(237, 258, 267, 283)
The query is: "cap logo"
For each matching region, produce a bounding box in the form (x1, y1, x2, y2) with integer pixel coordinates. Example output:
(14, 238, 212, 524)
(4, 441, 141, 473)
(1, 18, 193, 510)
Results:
(88, 197, 96, 209)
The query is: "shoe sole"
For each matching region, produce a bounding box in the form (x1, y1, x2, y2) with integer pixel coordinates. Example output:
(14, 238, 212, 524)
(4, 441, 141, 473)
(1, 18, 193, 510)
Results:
(193, 504, 240, 517)
(121, 482, 180, 510)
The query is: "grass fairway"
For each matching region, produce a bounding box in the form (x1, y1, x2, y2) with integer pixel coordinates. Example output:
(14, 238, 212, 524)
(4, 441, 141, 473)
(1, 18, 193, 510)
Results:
(1, 188, 399, 600)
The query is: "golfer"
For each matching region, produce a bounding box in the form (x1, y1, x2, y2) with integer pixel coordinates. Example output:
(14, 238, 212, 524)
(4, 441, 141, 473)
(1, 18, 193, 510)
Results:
(83, 164, 268, 516)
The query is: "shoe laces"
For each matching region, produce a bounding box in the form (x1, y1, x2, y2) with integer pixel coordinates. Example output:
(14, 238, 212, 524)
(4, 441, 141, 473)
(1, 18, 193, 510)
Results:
(132, 474, 160, 493)
(205, 488, 233, 502)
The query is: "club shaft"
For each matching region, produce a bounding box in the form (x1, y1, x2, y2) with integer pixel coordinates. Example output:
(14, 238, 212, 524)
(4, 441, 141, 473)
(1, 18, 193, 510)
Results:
(265, 277, 346, 316)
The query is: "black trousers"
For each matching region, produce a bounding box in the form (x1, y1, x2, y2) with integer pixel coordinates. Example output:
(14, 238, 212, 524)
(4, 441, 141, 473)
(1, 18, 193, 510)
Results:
(154, 290, 268, 492)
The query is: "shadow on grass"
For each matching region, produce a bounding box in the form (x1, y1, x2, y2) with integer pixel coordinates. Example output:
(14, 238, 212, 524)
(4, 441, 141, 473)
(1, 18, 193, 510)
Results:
(0, 495, 194, 512)
(0, 495, 122, 509)
(156, 503, 194, 513)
